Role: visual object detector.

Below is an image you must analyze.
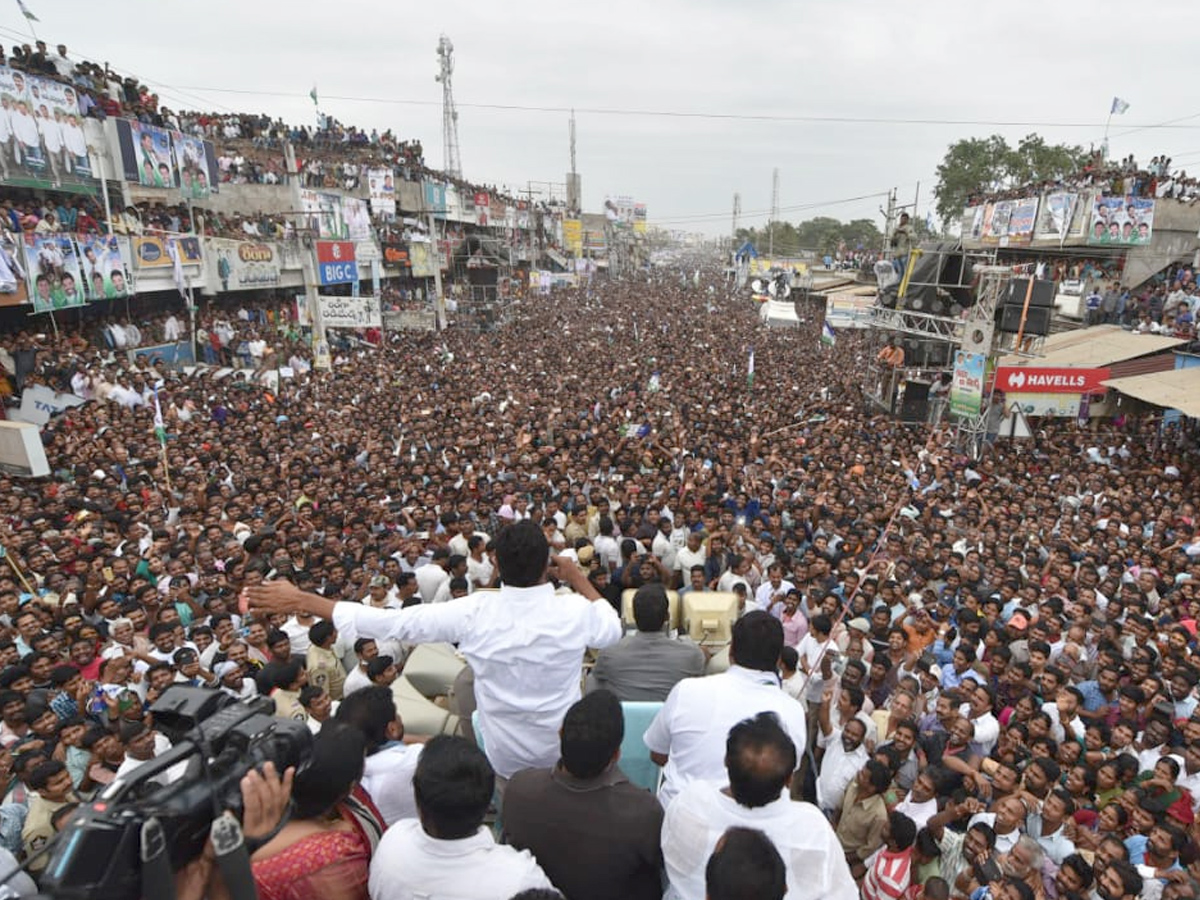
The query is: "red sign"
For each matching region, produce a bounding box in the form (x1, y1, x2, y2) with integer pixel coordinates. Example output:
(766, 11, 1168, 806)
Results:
(995, 366, 1111, 394)
(315, 241, 356, 264)
(473, 192, 489, 208)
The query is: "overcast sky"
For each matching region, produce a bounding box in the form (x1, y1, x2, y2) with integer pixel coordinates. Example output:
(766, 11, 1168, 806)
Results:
(9, 0, 1200, 235)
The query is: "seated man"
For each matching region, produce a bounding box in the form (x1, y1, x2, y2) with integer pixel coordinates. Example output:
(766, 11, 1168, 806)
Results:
(644, 611, 808, 808)
(661, 711, 857, 900)
(368, 735, 553, 899)
(586, 583, 705, 702)
(504, 690, 663, 900)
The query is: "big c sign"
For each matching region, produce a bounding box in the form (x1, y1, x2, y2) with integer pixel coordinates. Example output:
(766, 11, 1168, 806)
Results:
(316, 241, 358, 285)
(995, 366, 1111, 394)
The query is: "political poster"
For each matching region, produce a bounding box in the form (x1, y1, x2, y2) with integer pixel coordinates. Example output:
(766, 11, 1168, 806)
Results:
(949, 351, 986, 418)
(207, 238, 281, 292)
(1006, 198, 1038, 244)
(299, 189, 344, 239)
(423, 180, 446, 216)
(409, 241, 436, 278)
(604, 195, 634, 225)
(115, 120, 177, 188)
(0, 230, 28, 307)
(1088, 195, 1155, 245)
(172, 132, 217, 198)
(368, 168, 396, 216)
(27, 75, 92, 182)
(982, 201, 1012, 243)
(1034, 192, 1080, 240)
(317, 294, 380, 329)
(77, 234, 132, 300)
(343, 197, 372, 242)
(23, 234, 85, 313)
(473, 191, 489, 227)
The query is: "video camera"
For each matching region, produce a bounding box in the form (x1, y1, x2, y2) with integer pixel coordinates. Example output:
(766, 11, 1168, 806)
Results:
(38, 686, 311, 900)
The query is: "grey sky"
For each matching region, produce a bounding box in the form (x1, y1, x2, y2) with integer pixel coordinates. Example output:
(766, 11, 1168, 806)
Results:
(10, 0, 1200, 235)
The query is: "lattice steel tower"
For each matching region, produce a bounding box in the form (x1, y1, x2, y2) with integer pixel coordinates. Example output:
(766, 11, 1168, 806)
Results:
(435, 35, 463, 179)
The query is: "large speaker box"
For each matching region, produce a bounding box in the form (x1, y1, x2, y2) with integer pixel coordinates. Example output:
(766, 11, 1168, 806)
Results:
(997, 304, 1051, 336)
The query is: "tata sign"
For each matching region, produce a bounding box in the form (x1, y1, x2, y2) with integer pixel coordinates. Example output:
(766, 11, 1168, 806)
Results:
(316, 241, 358, 285)
(995, 366, 1111, 394)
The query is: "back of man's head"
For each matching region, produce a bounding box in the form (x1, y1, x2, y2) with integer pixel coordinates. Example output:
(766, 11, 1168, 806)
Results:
(889, 810, 917, 851)
(334, 685, 399, 754)
(730, 610, 784, 673)
(493, 520, 548, 588)
(725, 712, 796, 808)
(561, 689, 623, 780)
(632, 583, 669, 633)
(705, 827, 786, 900)
(921, 877, 950, 900)
(413, 734, 494, 840)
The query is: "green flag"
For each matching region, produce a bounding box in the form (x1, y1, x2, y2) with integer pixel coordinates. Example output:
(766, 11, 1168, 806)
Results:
(309, 85, 318, 106)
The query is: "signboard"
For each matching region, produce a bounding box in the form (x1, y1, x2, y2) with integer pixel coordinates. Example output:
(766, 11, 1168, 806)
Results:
(982, 201, 1012, 243)
(1009, 392, 1083, 418)
(473, 191, 490, 226)
(633, 202, 647, 234)
(171, 131, 218, 198)
(0, 232, 27, 308)
(995, 366, 1111, 395)
(133, 236, 201, 270)
(299, 189, 345, 239)
(950, 351, 986, 417)
(11, 384, 86, 426)
(0, 421, 49, 477)
(823, 292, 875, 329)
(315, 241, 358, 286)
(382, 309, 437, 332)
(317, 294, 380, 329)
(1035, 192, 1081, 240)
(381, 243, 409, 267)
(1088, 195, 1155, 245)
(207, 238, 281, 292)
(423, 181, 447, 215)
(562, 219, 583, 256)
(409, 242, 436, 278)
(343, 197, 372, 242)
(116, 119, 177, 188)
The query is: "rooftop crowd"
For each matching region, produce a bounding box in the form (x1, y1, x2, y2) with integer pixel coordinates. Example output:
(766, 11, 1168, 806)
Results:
(0, 265, 1197, 900)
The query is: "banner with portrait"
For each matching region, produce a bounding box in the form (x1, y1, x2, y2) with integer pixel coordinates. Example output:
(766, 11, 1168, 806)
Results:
(1088, 195, 1155, 245)
(172, 131, 218, 198)
(77, 234, 132, 300)
(0, 66, 96, 189)
(981, 200, 1012, 243)
(562, 219, 583, 256)
(368, 168, 396, 216)
(409, 241, 436, 278)
(115, 119, 177, 188)
(1005, 197, 1038, 244)
(27, 75, 93, 182)
(299, 189, 344, 239)
(423, 181, 446, 216)
(24, 234, 85, 313)
(1034, 192, 1081, 240)
(0, 230, 27, 307)
(343, 197, 372, 242)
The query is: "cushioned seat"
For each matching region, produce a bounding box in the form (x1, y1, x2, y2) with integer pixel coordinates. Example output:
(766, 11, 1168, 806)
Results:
(392, 675, 457, 736)
(619, 701, 664, 792)
(403, 642, 466, 699)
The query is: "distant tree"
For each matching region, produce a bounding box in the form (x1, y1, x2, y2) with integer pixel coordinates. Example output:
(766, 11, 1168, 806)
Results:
(932, 133, 1089, 224)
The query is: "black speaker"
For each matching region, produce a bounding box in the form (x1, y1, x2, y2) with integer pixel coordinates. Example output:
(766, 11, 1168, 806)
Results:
(1007, 278, 1055, 308)
(899, 380, 931, 422)
(997, 304, 1051, 336)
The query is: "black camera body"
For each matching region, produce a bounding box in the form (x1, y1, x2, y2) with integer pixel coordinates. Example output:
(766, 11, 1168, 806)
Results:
(39, 686, 311, 900)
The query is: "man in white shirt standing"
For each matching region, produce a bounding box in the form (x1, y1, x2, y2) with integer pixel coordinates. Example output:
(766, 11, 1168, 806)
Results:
(644, 610, 808, 809)
(815, 686, 870, 816)
(368, 734, 552, 899)
(661, 711, 857, 900)
(247, 520, 621, 787)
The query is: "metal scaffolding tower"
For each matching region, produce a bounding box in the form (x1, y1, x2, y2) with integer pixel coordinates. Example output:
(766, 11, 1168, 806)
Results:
(435, 35, 463, 180)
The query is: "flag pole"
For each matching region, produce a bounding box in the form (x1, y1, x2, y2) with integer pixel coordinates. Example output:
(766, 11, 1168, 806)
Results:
(1, 546, 36, 596)
(14, 0, 39, 43)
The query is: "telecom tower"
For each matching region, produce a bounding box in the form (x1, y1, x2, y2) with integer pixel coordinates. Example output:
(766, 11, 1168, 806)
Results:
(768, 168, 779, 258)
(731, 192, 741, 241)
(435, 35, 463, 180)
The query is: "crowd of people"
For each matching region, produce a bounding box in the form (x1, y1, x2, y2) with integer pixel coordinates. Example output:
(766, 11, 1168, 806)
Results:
(0, 263, 1197, 900)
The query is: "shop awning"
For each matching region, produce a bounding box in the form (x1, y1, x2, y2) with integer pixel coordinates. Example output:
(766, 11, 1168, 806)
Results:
(999, 325, 1186, 368)
(1101, 367, 1200, 417)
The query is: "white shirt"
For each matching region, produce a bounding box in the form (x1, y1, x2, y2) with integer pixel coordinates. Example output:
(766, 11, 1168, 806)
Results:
(332, 582, 621, 778)
(361, 743, 423, 826)
(343, 665, 372, 698)
(815, 727, 870, 812)
(413, 564, 448, 603)
(368, 821, 551, 900)
(643, 665, 808, 809)
(755, 579, 796, 611)
(795, 632, 834, 702)
(894, 792, 938, 829)
(662, 782, 858, 900)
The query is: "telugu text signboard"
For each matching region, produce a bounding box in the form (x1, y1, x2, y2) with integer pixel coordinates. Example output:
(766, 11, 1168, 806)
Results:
(318, 294, 380, 329)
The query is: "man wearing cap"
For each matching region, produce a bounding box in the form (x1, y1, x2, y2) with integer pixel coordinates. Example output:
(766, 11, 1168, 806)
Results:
(246, 521, 621, 791)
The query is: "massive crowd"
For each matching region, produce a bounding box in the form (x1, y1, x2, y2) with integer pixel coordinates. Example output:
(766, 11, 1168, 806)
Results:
(0, 265, 1197, 900)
